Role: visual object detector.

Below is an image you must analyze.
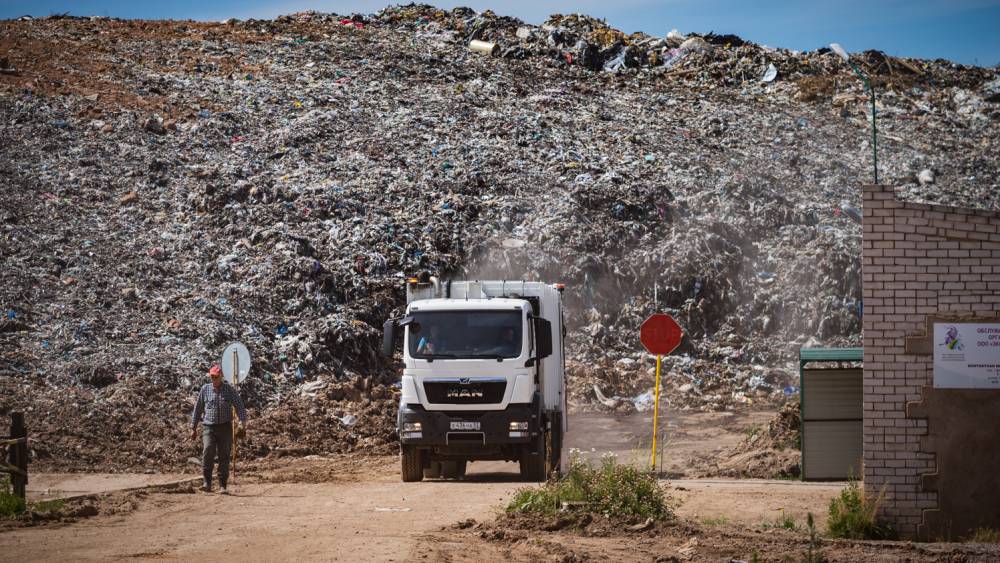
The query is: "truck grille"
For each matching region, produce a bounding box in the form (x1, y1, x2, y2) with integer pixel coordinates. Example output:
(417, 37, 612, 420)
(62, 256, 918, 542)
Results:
(424, 379, 506, 404)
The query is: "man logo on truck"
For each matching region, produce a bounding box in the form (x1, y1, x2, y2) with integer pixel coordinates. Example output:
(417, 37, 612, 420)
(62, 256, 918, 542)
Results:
(447, 387, 484, 399)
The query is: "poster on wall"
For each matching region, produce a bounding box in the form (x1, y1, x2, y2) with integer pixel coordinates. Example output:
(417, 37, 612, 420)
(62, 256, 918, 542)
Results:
(933, 323, 1000, 388)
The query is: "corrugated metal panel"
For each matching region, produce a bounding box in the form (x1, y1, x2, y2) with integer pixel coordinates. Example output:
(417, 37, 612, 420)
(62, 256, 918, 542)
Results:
(803, 421, 863, 480)
(800, 347, 864, 362)
(802, 369, 862, 420)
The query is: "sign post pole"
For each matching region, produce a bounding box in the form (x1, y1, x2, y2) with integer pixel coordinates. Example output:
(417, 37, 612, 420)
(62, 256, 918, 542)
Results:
(220, 341, 252, 484)
(232, 349, 238, 479)
(650, 354, 662, 469)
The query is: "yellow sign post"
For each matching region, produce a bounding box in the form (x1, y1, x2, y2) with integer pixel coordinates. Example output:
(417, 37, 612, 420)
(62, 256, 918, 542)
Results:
(640, 313, 683, 472)
(649, 354, 662, 469)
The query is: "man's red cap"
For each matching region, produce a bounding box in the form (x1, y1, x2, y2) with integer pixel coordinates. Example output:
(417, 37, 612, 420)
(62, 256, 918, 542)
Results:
(208, 365, 223, 377)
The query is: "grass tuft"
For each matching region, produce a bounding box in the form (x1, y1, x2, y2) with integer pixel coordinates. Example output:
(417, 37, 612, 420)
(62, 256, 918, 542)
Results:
(30, 499, 66, 513)
(0, 475, 26, 517)
(507, 453, 674, 521)
(966, 527, 1000, 543)
(804, 512, 829, 563)
(761, 508, 797, 531)
(702, 516, 730, 526)
(826, 480, 893, 540)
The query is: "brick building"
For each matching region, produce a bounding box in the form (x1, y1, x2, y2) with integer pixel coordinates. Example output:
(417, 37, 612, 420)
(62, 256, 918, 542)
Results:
(862, 183, 1000, 539)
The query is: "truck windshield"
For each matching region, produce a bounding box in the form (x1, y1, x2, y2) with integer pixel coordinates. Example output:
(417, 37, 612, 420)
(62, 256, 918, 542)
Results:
(407, 310, 522, 360)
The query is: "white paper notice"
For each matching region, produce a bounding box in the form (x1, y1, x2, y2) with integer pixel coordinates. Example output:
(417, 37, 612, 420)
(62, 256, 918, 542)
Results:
(933, 323, 1000, 388)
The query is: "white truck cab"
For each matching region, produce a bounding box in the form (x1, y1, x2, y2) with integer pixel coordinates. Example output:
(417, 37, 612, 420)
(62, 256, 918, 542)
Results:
(383, 276, 566, 481)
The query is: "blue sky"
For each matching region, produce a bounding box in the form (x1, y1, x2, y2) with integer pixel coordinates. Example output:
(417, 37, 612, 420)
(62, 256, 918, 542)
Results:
(2, 0, 999, 67)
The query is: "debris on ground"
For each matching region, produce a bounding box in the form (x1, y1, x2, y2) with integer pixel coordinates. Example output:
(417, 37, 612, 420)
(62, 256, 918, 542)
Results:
(1, 5, 997, 471)
(709, 401, 801, 478)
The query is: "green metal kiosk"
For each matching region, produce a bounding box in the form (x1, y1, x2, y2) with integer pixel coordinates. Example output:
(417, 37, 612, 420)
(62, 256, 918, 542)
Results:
(799, 347, 863, 481)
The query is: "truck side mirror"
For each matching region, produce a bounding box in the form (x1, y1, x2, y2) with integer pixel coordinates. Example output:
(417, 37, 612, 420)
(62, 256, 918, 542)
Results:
(534, 318, 553, 359)
(382, 319, 397, 358)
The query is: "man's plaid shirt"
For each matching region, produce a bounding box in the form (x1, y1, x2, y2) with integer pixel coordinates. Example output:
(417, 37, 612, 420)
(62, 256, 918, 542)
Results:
(191, 382, 247, 428)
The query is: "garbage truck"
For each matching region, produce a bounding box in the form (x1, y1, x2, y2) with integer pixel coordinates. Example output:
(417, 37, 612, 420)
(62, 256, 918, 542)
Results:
(382, 275, 566, 482)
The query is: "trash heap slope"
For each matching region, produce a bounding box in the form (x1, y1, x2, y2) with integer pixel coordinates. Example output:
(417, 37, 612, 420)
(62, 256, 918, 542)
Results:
(1, 7, 998, 470)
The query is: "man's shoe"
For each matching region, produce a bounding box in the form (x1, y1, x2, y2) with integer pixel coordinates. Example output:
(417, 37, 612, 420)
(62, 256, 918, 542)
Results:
(219, 487, 229, 495)
(199, 483, 212, 493)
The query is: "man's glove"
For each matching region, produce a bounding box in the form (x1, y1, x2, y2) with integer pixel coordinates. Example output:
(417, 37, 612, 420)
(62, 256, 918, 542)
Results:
(236, 424, 246, 439)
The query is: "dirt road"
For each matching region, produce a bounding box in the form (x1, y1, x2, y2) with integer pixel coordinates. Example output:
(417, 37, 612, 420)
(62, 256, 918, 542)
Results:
(4, 408, 996, 562)
(1, 457, 527, 562)
(1, 455, 852, 562)
(0, 408, 823, 562)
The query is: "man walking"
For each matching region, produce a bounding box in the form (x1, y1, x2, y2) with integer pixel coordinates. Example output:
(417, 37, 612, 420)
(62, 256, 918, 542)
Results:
(191, 364, 247, 494)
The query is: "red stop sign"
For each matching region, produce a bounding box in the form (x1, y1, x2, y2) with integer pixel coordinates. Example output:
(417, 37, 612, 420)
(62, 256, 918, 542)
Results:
(640, 314, 683, 355)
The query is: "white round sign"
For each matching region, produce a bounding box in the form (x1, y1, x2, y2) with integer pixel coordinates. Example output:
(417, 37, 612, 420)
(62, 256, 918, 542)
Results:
(221, 342, 251, 383)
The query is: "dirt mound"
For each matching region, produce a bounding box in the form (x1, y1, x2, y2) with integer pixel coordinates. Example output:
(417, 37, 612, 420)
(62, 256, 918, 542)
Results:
(690, 402, 802, 478)
(732, 401, 801, 454)
(489, 510, 685, 538)
(0, 374, 396, 472)
(249, 380, 398, 460)
(459, 511, 1000, 563)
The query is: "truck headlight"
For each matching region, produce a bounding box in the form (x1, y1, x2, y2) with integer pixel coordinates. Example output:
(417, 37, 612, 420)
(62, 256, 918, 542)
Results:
(509, 421, 528, 430)
(402, 422, 422, 432)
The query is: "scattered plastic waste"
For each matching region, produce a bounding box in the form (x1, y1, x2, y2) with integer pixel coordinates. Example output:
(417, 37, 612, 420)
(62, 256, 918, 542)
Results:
(631, 391, 656, 412)
(761, 63, 778, 83)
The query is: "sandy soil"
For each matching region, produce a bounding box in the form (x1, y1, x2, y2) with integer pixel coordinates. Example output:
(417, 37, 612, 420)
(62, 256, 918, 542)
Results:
(668, 479, 842, 529)
(1, 455, 856, 563)
(1, 457, 524, 562)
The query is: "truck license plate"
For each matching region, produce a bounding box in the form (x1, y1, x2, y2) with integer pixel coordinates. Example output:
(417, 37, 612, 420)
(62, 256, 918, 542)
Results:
(450, 421, 481, 430)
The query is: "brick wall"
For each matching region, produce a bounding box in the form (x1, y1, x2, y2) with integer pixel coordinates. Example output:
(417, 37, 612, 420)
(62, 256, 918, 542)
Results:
(862, 183, 1000, 538)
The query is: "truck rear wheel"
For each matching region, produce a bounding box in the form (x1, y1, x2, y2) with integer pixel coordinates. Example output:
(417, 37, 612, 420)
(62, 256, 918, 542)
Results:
(519, 433, 548, 482)
(401, 446, 423, 482)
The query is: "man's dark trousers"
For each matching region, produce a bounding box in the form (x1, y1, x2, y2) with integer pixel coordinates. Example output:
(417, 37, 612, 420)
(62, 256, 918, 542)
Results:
(202, 423, 233, 488)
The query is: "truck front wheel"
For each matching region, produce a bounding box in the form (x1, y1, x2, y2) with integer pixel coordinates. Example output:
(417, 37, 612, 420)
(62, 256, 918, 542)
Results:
(519, 433, 548, 482)
(401, 445, 423, 482)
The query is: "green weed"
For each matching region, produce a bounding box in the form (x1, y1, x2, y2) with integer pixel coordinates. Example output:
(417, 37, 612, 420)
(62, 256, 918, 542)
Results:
(761, 508, 797, 531)
(507, 452, 674, 520)
(702, 516, 730, 526)
(30, 499, 65, 513)
(0, 475, 26, 517)
(804, 512, 829, 563)
(826, 480, 893, 540)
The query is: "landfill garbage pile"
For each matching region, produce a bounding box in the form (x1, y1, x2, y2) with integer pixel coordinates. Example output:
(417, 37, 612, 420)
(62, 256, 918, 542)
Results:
(1, 6, 998, 470)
